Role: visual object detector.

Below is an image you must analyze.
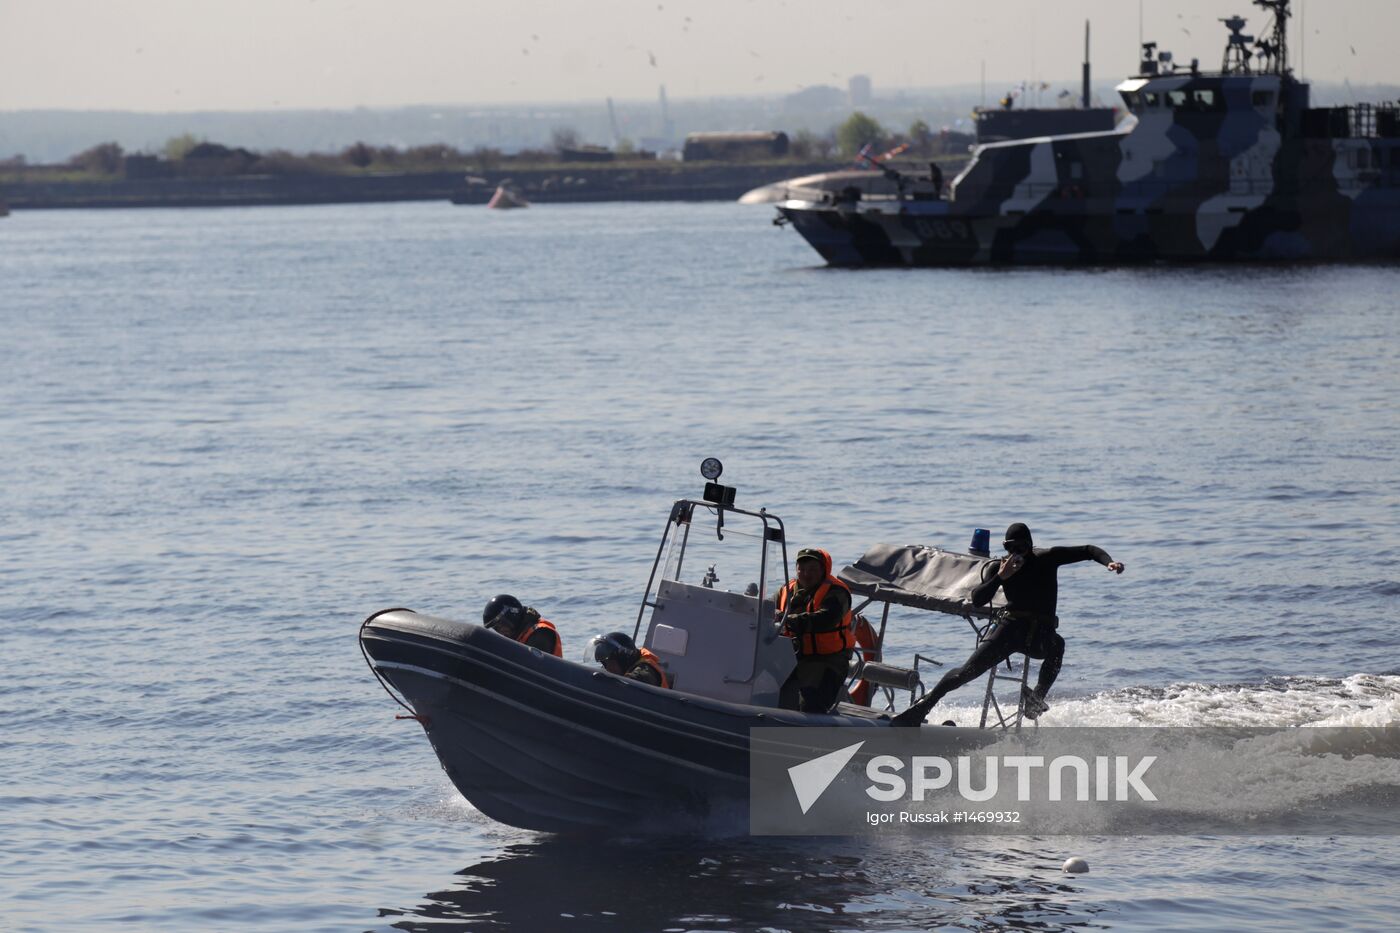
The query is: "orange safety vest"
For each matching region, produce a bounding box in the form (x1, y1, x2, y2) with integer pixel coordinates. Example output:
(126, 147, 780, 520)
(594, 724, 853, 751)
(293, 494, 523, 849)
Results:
(634, 647, 671, 688)
(518, 617, 563, 658)
(778, 574, 854, 657)
(848, 615, 881, 706)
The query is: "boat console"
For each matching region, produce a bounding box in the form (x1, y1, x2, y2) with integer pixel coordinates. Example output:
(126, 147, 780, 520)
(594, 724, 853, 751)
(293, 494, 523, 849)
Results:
(632, 459, 796, 707)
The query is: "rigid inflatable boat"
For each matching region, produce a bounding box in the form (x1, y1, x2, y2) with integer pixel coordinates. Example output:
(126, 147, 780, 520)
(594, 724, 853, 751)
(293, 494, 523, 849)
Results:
(360, 461, 1017, 833)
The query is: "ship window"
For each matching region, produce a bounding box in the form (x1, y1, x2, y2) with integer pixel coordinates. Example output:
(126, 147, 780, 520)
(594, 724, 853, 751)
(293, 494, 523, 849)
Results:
(1168, 91, 1188, 108)
(1193, 90, 1219, 110)
(1143, 92, 1161, 108)
(1121, 91, 1141, 110)
(1252, 90, 1275, 108)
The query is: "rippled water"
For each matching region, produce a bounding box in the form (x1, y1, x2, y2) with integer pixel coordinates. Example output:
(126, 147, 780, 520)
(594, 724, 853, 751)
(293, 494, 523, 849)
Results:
(2, 202, 1397, 931)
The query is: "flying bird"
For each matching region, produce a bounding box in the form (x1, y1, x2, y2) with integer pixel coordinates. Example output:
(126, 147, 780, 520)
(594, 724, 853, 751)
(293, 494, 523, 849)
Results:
(648, 51, 657, 67)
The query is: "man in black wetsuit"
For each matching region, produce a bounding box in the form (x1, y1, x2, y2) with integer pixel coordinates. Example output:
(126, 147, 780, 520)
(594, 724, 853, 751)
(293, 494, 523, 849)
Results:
(893, 523, 1123, 726)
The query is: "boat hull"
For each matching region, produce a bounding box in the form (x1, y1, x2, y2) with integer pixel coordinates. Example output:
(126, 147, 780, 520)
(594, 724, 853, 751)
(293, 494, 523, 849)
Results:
(360, 609, 891, 833)
(780, 191, 1400, 267)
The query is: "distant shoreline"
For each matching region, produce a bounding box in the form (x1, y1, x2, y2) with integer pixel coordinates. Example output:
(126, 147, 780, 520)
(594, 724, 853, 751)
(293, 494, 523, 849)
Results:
(0, 161, 889, 210)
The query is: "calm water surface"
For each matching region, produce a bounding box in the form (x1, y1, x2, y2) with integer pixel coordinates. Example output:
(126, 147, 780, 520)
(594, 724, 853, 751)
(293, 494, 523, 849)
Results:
(2, 202, 1397, 931)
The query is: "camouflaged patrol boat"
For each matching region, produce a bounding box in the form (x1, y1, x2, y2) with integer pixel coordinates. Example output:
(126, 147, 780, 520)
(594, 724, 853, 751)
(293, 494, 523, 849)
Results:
(777, 0, 1400, 265)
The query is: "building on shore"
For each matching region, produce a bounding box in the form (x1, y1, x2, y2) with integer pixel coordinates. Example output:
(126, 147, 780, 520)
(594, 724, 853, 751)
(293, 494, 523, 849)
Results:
(849, 75, 872, 107)
(682, 131, 789, 161)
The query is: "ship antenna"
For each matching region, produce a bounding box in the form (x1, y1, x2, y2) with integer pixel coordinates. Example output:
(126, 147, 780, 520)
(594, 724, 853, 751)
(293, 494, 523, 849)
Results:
(1252, 0, 1291, 75)
(1220, 15, 1254, 75)
(1082, 20, 1091, 109)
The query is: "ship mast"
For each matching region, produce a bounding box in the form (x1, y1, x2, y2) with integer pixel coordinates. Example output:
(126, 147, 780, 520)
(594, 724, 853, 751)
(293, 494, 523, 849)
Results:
(1219, 0, 1291, 76)
(1252, 0, 1291, 75)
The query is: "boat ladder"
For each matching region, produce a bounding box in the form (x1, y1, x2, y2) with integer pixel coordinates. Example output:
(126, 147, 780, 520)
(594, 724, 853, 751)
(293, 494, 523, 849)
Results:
(969, 617, 1036, 731)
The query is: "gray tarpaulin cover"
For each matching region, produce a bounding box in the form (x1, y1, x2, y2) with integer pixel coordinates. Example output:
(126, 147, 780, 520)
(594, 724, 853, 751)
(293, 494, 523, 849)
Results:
(838, 544, 1008, 619)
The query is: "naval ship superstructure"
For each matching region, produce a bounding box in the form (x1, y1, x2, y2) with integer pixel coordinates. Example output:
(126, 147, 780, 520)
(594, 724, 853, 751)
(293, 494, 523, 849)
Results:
(777, 0, 1399, 265)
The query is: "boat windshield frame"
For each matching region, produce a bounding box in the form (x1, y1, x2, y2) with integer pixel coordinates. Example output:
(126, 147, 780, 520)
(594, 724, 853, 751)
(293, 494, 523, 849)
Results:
(632, 498, 789, 642)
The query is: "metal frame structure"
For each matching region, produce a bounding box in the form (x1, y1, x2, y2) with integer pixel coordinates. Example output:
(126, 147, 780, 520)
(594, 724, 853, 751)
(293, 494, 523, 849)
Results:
(967, 616, 1036, 730)
(629, 483, 1038, 729)
(631, 497, 789, 643)
(842, 585, 1037, 730)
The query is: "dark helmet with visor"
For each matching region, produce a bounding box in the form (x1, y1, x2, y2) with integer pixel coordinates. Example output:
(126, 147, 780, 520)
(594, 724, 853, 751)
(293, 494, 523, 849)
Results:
(590, 631, 640, 671)
(482, 593, 525, 632)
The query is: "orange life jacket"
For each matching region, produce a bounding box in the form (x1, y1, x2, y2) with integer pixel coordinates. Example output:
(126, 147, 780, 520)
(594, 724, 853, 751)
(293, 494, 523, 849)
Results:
(778, 549, 854, 657)
(518, 617, 563, 658)
(848, 614, 881, 707)
(633, 647, 671, 688)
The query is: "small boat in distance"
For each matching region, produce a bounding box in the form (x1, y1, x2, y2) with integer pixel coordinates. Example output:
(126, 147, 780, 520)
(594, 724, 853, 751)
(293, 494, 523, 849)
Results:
(486, 184, 529, 209)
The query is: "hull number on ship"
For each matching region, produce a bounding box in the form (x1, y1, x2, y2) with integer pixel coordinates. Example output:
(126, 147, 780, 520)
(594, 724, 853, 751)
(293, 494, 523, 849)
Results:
(914, 219, 970, 240)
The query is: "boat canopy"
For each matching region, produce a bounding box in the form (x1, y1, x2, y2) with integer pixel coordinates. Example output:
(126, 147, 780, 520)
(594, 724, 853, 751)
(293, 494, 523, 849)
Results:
(838, 544, 1008, 620)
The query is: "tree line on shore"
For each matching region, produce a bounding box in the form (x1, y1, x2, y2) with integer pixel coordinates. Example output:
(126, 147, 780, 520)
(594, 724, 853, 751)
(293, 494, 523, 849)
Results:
(0, 113, 971, 183)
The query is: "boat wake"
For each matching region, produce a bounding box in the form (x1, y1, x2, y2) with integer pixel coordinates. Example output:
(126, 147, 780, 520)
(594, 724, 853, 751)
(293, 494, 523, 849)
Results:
(935, 673, 1400, 728)
(901, 675, 1400, 836)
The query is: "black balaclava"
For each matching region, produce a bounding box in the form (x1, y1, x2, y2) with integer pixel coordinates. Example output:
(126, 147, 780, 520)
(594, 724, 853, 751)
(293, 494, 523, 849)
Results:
(1004, 523, 1034, 552)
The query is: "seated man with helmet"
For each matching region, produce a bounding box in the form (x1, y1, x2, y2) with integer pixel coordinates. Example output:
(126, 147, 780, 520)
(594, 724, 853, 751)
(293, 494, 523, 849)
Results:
(776, 547, 854, 714)
(589, 631, 671, 688)
(481, 594, 563, 657)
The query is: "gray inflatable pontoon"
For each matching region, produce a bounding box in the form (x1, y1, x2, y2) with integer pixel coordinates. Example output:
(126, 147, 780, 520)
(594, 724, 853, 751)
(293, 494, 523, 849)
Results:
(360, 608, 891, 833)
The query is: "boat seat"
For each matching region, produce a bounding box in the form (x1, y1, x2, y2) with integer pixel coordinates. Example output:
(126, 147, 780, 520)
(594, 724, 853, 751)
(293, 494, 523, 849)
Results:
(847, 654, 937, 713)
(832, 702, 890, 721)
(855, 660, 920, 691)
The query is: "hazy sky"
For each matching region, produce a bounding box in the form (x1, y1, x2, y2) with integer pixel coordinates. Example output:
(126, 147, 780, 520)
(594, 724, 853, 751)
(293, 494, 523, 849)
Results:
(2, 0, 1393, 112)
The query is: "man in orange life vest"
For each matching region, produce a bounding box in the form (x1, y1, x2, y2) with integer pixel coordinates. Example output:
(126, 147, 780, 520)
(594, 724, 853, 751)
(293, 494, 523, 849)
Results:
(589, 631, 671, 688)
(776, 547, 854, 713)
(481, 594, 563, 657)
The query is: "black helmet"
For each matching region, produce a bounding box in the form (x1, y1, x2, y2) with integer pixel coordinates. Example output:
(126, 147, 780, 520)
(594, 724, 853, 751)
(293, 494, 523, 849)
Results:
(590, 631, 640, 671)
(482, 594, 524, 631)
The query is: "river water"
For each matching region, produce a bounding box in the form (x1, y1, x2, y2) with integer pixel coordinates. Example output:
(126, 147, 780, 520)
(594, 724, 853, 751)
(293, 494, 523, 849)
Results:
(2, 201, 1397, 931)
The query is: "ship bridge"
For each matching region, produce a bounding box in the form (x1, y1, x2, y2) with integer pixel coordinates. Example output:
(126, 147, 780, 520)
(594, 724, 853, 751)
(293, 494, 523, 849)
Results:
(1115, 73, 1290, 120)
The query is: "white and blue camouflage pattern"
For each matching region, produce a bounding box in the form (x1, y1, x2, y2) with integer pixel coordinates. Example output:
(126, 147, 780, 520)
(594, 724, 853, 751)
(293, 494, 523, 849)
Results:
(779, 2, 1399, 266)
